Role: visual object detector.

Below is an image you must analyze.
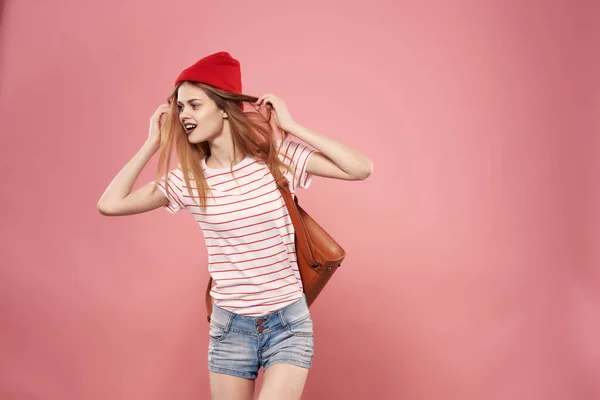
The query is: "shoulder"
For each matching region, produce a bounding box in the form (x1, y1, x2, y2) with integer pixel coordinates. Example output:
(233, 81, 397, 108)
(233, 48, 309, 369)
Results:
(166, 165, 185, 182)
(276, 138, 313, 163)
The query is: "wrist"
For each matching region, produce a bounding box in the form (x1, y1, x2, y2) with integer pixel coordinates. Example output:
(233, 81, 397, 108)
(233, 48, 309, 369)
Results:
(141, 141, 159, 154)
(283, 120, 300, 134)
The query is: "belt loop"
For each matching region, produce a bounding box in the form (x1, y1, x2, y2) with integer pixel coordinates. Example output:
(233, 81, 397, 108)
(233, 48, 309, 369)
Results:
(224, 311, 234, 331)
(277, 309, 289, 329)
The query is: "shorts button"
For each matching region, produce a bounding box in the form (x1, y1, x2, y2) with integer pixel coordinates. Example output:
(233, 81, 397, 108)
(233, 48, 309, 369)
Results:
(257, 326, 265, 333)
(256, 319, 263, 325)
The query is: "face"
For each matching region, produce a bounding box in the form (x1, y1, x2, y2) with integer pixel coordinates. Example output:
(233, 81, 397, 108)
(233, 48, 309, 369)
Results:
(176, 83, 227, 144)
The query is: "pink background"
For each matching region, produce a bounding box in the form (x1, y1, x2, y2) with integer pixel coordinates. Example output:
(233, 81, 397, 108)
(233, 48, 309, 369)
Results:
(1, 1, 598, 399)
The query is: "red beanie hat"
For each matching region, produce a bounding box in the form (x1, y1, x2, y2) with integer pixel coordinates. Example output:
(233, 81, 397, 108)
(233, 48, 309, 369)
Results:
(174, 51, 242, 94)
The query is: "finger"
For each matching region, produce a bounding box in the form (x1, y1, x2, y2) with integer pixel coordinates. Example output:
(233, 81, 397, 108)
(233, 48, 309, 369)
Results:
(155, 107, 170, 117)
(260, 96, 273, 107)
(257, 94, 274, 106)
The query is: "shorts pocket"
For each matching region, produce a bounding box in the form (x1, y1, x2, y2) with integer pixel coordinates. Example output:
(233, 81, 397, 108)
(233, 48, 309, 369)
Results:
(209, 320, 229, 342)
(286, 313, 314, 338)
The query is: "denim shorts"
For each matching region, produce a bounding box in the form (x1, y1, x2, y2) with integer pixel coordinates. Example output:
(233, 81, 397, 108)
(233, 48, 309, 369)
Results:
(207, 294, 314, 380)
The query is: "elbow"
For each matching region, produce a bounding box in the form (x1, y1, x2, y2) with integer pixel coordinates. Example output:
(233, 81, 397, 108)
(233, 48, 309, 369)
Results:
(97, 201, 114, 216)
(354, 160, 374, 181)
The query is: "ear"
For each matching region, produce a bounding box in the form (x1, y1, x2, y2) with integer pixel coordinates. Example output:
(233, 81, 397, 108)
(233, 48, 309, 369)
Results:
(222, 112, 228, 119)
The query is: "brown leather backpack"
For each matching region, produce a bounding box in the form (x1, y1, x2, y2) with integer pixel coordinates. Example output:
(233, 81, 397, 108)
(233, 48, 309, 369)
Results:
(205, 175, 345, 321)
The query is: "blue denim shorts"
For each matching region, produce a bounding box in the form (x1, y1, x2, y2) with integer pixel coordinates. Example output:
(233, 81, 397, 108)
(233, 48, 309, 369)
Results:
(207, 294, 314, 380)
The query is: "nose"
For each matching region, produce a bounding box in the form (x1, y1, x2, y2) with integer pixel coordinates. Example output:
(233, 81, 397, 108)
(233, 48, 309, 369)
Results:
(180, 109, 192, 121)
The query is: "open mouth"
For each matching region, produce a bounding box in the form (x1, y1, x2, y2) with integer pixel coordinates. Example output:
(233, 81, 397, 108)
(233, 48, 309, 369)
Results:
(184, 124, 197, 134)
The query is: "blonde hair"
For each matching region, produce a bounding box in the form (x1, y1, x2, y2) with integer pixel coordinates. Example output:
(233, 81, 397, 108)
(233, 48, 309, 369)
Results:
(152, 81, 293, 210)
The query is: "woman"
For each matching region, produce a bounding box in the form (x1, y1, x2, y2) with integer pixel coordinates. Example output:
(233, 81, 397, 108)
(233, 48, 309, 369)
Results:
(98, 51, 373, 400)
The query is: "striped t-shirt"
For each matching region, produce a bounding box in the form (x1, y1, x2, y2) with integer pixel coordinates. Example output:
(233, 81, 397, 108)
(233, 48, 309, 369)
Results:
(156, 138, 318, 316)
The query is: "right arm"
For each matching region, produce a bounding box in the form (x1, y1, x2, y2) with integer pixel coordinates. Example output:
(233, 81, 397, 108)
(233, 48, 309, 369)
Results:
(97, 104, 171, 216)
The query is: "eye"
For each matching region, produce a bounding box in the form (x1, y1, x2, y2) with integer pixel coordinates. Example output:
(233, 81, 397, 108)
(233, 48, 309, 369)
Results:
(191, 104, 200, 109)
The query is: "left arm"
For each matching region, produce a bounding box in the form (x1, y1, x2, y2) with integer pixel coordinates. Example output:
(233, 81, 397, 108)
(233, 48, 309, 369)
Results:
(256, 94, 374, 181)
(285, 122, 373, 181)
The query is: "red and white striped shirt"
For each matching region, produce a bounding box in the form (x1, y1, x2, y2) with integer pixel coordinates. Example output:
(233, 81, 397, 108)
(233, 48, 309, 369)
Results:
(157, 138, 317, 316)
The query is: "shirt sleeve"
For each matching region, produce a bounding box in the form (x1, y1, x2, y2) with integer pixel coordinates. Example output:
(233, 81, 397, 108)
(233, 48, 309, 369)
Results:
(276, 138, 318, 192)
(154, 168, 186, 214)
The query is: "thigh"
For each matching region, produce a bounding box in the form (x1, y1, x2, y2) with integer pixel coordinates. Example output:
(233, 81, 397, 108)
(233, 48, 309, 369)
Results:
(210, 371, 255, 400)
(257, 363, 309, 400)
(261, 312, 314, 371)
(208, 320, 261, 380)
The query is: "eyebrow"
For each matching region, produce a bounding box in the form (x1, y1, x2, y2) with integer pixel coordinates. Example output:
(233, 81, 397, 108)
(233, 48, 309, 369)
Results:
(177, 98, 203, 105)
